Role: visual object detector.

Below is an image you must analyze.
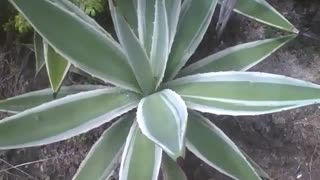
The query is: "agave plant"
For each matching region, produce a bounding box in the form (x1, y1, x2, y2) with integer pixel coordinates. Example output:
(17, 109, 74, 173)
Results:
(33, 0, 107, 94)
(1, 0, 318, 179)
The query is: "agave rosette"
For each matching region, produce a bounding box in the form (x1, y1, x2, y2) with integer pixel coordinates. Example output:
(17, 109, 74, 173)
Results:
(0, 0, 315, 179)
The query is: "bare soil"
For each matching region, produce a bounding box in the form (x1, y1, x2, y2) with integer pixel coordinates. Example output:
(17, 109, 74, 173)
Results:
(1, 0, 320, 179)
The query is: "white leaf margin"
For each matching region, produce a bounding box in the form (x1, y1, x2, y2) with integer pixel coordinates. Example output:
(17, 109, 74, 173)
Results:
(137, 89, 188, 158)
(119, 122, 163, 180)
(186, 111, 260, 180)
(0, 88, 140, 150)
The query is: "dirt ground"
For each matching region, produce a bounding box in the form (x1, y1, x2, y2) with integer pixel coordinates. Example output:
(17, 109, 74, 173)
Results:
(1, 0, 320, 179)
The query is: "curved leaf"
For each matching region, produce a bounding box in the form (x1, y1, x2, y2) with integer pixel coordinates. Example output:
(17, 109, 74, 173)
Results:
(179, 35, 296, 77)
(187, 111, 261, 180)
(110, 0, 155, 94)
(9, 0, 139, 92)
(137, 89, 187, 159)
(151, 0, 170, 87)
(0, 85, 104, 113)
(34, 32, 45, 73)
(0, 88, 140, 150)
(119, 123, 162, 180)
(44, 43, 71, 93)
(227, 0, 298, 33)
(168, 72, 320, 115)
(162, 153, 187, 180)
(164, 0, 218, 80)
(72, 113, 134, 180)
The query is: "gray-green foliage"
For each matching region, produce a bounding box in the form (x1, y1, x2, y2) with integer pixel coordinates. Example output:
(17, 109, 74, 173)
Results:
(0, 0, 314, 179)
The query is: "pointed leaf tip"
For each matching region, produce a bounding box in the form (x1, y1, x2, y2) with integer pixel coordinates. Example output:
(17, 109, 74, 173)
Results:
(187, 111, 261, 180)
(0, 88, 140, 150)
(44, 43, 71, 93)
(230, 0, 298, 33)
(169, 72, 320, 116)
(179, 35, 296, 77)
(0, 85, 105, 113)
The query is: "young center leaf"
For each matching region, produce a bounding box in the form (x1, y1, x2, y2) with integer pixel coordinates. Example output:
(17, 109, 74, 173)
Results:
(9, 0, 139, 92)
(137, 89, 188, 159)
(167, 72, 320, 116)
(0, 88, 140, 150)
(0, 85, 104, 113)
(150, 0, 170, 87)
(186, 111, 261, 180)
(73, 114, 134, 180)
(110, 0, 155, 94)
(44, 43, 71, 93)
(165, 0, 218, 80)
(119, 123, 162, 180)
(179, 35, 296, 77)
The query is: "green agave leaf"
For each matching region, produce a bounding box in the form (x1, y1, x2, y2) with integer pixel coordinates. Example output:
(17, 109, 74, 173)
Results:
(119, 123, 162, 180)
(9, 0, 139, 92)
(72, 113, 134, 180)
(187, 111, 261, 180)
(137, 89, 187, 159)
(164, 0, 218, 80)
(0, 88, 140, 149)
(179, 35, 296, 77)
(0, 85, 104, 113)
(151, 0, 170, 87)
(179, 0, 191, 20)
(165, 0, 181, 50)
(110, 0, 155, 95)
(167, 72, 320, 116)
(137, 0, 156, 55)
(226, 0, 298, 33)
(162, 153, 187, 180)
(54, 0, 113, 38)
(216, 0, 238, 37)
(33, 32, 45, 74)
(44, 43, 71, 93)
